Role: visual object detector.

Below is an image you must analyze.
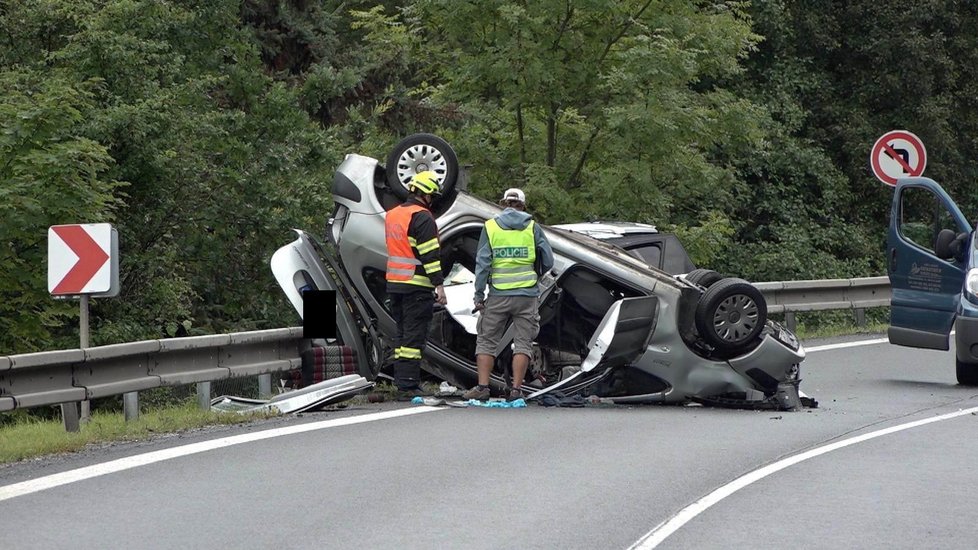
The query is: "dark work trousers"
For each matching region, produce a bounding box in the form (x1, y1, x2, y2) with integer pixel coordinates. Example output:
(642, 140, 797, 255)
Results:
(389, 290, 435, 390)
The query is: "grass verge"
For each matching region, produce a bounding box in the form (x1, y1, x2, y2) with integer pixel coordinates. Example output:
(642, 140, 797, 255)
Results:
(794, 321, 888, 340)
(0, 403, 271, 465)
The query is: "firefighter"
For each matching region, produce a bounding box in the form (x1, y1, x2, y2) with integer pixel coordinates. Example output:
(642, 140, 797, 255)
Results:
(385, 170, 448, 399)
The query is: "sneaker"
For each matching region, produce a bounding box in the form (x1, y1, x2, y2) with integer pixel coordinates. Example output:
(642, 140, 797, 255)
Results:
(395, 387, 426, 402)
(462, 385, 490, 401)
(506, 387, 527, 402)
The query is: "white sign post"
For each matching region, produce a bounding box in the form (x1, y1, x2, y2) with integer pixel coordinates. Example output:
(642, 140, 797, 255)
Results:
(48, 223, 121, 430)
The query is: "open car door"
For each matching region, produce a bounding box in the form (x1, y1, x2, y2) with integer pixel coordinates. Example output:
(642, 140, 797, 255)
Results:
(528, 295, 657, 399)
(887, 178, 972, 350)
(270, 230, 379, 378)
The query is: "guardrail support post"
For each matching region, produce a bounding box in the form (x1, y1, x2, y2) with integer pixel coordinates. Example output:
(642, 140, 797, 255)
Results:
(124, 392, 139, 422)
(854, 308, 866, 327)
(197, 382, 211, 410)
(61, 402, 80, 432)
(258, 374, 272, 399)
(785, 312, 797, 333)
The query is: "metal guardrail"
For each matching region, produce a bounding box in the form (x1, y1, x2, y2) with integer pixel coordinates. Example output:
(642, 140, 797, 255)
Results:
(0, 277, 892, 421)
(0, 328, 304, 416)
(755, 276, 891, 313)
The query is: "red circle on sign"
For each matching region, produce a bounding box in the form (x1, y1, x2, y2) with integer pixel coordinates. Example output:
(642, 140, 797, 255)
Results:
(870, 130, 927, 186)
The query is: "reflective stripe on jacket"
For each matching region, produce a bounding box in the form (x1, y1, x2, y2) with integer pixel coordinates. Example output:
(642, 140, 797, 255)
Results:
(386, 202, 440, 289)
(486, 218, 537, 291)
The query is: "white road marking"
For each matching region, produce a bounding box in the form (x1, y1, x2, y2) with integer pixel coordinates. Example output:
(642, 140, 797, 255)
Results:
(628, 405, 978, 549)
(0, 407, 443, 502)
(627, 334, 964, 549)
(805, 337, 889, 353)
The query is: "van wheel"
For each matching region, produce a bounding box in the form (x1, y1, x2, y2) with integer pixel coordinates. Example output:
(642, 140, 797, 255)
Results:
(386, 133, 459, 200)
(685, 268, 723, 288)
(956, 358, 978, 385)
(695, 278, 767, 353)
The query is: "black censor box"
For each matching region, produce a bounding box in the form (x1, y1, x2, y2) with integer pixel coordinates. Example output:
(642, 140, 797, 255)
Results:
(302, 290, 337, 339)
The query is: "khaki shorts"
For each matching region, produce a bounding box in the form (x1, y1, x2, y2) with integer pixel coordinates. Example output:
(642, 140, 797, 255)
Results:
(475, 295, 540, 358)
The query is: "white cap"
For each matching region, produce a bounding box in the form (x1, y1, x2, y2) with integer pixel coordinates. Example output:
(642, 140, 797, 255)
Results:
(501, 188, 526, 204)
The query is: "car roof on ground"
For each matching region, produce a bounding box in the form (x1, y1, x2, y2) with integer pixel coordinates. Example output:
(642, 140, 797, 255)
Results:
(552, 221, 658, 240)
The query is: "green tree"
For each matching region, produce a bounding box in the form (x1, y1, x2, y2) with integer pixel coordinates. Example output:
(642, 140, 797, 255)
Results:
(728, 1, 978, 280)
(2, 0, 338, 350)
(406, 0, 767, 263)
(0, 70, 122, 353)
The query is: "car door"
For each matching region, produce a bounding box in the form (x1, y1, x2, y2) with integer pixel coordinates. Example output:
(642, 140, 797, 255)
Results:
(270, 230, 379, 378)
(887, 177, 972, 350)
(528, 295, 658, 398)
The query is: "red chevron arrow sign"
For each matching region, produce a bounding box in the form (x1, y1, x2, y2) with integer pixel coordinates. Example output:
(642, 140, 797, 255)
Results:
(48, 224, 119, 296)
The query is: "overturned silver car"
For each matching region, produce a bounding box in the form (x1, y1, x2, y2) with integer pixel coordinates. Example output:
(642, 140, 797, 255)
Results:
(272, 134, 809, 410)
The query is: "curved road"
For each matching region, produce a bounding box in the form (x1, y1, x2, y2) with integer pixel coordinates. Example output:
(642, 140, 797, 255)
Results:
(2, 335, 977, 549)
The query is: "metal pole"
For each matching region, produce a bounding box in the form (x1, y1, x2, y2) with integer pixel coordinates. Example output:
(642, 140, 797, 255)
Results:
(61, 295, 88, 431)
(61, 402, 80, 433)
(258, 374, 272, 399)
(785, 311, 797, 333)
(197, 382, 211, 410)
(80, 295, 91, 423)
(854, 308, 867, 327)
(124, 392, 139, 422)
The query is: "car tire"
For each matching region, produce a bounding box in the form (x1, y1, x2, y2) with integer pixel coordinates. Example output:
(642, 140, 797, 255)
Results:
(694, 277, 768, 353)
(685, 268, 723, 288)
(956, 358, 978, 386)
(367, 336, 385, 379)
(385, 133, 459, 200)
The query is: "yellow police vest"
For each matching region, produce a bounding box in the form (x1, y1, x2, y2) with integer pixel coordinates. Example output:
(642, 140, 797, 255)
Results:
(486, 219, 537, 291)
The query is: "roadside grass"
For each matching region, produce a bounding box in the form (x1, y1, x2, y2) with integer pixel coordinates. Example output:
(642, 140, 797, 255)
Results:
(0, 402, 272, 465)
(795, 321, 889, 340)
(772, 308, 889, 341)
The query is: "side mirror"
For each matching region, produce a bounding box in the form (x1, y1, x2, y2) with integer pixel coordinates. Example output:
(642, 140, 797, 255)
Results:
(935, 229, 956, 260)
(950, 231, 970, 262)
(935, 229, 970, 262)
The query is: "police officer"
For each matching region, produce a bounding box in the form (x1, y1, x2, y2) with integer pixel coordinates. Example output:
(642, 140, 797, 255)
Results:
(385, 171, 447, 400)
(463, 188, 554, 401)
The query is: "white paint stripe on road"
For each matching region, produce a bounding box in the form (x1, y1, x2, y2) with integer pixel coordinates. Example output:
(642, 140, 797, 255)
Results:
(627, 404, 978, 549)
(805, 337, 889, 353)
(0, 406, 443, 502)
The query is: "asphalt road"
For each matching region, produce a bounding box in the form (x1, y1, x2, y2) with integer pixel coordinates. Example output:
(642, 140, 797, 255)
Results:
(2, 334, 977, 549)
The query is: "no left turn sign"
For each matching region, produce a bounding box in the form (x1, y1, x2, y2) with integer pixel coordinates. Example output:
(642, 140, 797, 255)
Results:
(870, 130, 927, 186)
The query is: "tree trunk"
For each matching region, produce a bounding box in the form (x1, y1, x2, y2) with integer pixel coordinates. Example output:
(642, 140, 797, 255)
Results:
(516, 103, 526, 166)
(546, 103, 557, 167)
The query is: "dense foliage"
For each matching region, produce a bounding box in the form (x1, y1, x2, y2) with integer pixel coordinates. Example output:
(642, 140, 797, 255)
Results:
(2, 0, 976, 353)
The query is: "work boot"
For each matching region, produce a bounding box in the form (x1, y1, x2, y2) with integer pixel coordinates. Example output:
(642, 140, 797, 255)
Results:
(506, 387, 527, 402)
(462, 384, 490, 401)
(395, 387, 426, 402)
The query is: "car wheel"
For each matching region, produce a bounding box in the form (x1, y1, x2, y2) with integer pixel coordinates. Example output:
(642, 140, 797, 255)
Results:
(694, 277, 768, 353)
(385, 133, 459, 200)
(956, 358, 978, 385)
(685, 268, 723, 288)
(367, 337, 385, 379)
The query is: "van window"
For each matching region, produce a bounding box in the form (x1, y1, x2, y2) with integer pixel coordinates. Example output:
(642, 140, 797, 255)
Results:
(899, 186, 958, 254)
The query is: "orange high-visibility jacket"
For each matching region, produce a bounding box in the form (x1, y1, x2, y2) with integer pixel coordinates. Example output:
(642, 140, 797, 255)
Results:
(385, 200, 444, 292)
